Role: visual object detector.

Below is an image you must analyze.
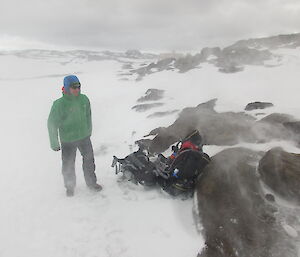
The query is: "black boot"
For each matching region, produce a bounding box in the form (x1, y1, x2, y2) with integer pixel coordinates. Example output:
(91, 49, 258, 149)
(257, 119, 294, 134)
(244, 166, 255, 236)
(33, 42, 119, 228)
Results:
(88, 183, 103, 192)
(66, 188, 74, 197)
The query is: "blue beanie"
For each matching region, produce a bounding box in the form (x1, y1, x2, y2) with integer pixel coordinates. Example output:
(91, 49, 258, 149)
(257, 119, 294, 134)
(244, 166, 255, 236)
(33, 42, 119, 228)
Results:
(63, 75, 81, 93)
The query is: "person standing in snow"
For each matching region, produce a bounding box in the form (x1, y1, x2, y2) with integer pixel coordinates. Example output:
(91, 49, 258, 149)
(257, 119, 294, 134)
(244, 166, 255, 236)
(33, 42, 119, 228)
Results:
(47, 75, 102, 197)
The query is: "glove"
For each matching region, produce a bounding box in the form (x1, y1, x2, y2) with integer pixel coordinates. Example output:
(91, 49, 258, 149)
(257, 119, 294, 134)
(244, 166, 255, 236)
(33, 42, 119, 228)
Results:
(52, 146, 61, 151)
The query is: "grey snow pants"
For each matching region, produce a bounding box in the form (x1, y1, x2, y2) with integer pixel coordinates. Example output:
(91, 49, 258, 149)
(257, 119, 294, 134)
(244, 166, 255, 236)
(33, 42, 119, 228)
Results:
(61, 136, 97, 190)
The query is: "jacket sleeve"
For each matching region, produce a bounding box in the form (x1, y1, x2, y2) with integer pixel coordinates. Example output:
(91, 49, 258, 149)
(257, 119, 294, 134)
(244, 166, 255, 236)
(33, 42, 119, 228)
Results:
(47, 102, 61, 150)
(86, 97, 92, 135)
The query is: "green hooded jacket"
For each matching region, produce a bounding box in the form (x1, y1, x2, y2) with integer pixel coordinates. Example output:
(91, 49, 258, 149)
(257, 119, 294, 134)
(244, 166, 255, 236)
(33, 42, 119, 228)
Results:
(47, 92, 92, 150)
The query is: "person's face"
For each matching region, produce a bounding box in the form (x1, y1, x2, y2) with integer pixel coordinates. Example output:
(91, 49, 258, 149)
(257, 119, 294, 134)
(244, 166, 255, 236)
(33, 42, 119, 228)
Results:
(69, 85, 80, 96)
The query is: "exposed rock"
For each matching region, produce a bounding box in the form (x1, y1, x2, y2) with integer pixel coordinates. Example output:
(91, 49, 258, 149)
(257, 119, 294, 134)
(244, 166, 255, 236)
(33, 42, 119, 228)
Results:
(122, 63, 133, 69)
(132, 103, 164, 112)
(124, 49, 159, 59)
(171, 46, 271, 74)
(104, 50, 157, 59)
(258, 147, 300, 203)
(125, 49, 143, 58)
(137, 89, 165, 102)
(130, 52, 204, 78)
(245, 102, 274, 111)
(132, 67, 148, 78)
(255, 113, 266, 116)
(200, 47, 222, 60)
(253, 114, 297, 143)
(147, 110, 179, 119)
(146, 99, 296, 153)
(158, 52, 185, 60)
(173, 54, 202, 73)
(131, 58, 176, 80)
(217, 47, 272, 68)
(247, 113, 297, 144)
(145, 127, 167, 137)
(196, 98, 218, 110)
(119, 72, 133, 76)
(124, 33, 300, 80)
(218, 65, 244, 73)
(136, 76, 143, 82)
(258, 113, 296, 125)
(1, 49, 158, 67)
(148, 107, 255, 153)
(128, 45, 273, 79)
(156, 58, 176, 70)
(227, 33, 300, 50)
(135, 138, 153, 151)
(283, 121, 300, 135)
(196, 148, 298, 257)
(265, 194, 275, 202)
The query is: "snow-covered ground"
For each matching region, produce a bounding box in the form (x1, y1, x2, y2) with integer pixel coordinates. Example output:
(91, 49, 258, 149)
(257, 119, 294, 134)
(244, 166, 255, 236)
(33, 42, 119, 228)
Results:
(0, 48, 299, 257)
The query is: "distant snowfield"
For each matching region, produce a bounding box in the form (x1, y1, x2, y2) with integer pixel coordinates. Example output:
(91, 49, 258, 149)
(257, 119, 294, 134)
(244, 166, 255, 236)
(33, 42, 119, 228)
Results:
(0, 48, 299, 257)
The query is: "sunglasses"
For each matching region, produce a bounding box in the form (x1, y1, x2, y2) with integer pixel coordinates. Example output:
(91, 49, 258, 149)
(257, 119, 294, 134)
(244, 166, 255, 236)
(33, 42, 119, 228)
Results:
(70, 83, 81, 89)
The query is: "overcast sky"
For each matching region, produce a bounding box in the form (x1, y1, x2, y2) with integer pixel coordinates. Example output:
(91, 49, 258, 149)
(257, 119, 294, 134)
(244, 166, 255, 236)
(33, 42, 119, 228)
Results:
(1, 0, 300, 51)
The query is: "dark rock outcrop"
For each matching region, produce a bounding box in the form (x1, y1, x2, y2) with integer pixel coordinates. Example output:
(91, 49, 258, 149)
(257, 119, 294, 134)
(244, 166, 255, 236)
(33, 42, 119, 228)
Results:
(145, 99, 296, 153)
(0, 49, 158, 67)
(217, 47, 272, 70)
(258, 147, 300, 204)
(147, 110, 179, 118)
(200, 47, 222, 60)
(122, 63, 133, 69)
(258, 113, 296, 125)
(284, 121, 300, 135)
(127, 46, 273, 79)
(173, 54, 202, 73)
(255, 113, 266, 116)
(219, 65, 244, 73)
(255, 113, 298, 143)
(156, 58, 176, 71)
(146, 99, 254, 152)
(125, 49, 143, 58)
(196, 148, 298, 257)
(227, 33, 300, 50)
(245, 102, 274, 111)
(124, 33, 300, 80)
(129, 44, 272, 78)
(131, 58, 176, 80)
(137, 89, 165, 102)
(132, 103, 164, 112)
(227, 47, 272, 64)
(265, 193, 275, 202)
